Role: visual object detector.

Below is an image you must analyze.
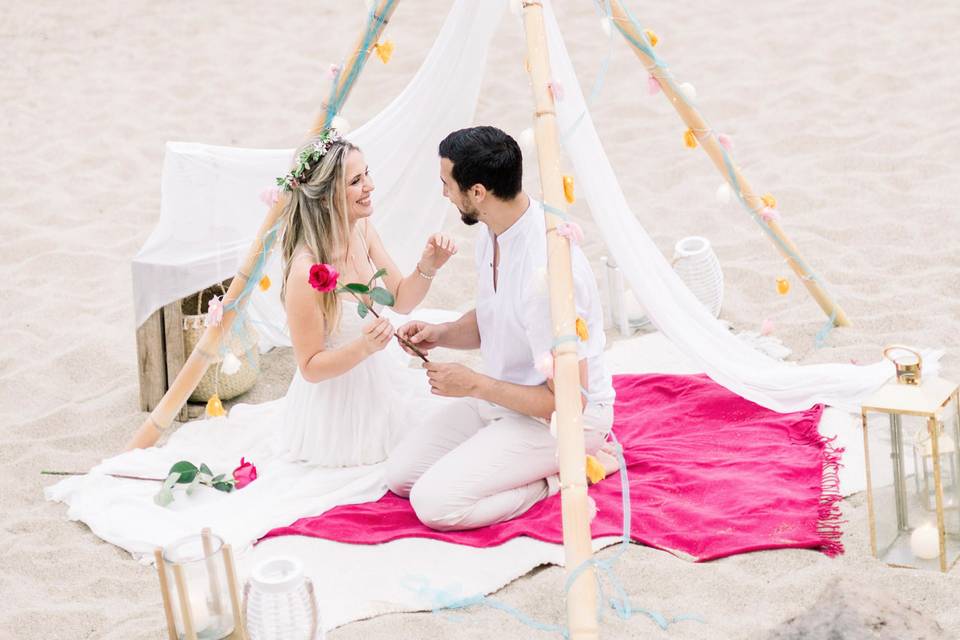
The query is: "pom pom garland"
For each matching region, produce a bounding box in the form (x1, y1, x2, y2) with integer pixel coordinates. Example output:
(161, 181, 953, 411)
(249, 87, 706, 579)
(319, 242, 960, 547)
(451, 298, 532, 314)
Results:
(715, 182, 732, 204)
(562, 175, 575, 204)
(373, 40, 394, 64)
(776, 277, 790, 295)
(683, 128, 698, 149)
(678, 82, 697, 102)
(221, 352, 242, 376)
(575, 316, 590, 341)
(585, 455, 606, 484)
(644, 28, 659, 47)
(519, 127, 536, 154)
(717, 133, 734, 150)
(206, 394, 226, 418)
(556, 221, 584, 245)
(258, 275, 271, 291)
(647, 75, 661, 95)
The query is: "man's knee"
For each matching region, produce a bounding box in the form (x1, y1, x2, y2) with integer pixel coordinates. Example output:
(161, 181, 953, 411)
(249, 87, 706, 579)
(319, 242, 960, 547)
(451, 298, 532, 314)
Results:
(385, 451, 417, 498)
(409, 476, 467, 532)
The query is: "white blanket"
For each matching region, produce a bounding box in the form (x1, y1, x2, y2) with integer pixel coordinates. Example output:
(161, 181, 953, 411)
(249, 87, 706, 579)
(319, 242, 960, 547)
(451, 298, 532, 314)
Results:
(47, 331, 875, 631)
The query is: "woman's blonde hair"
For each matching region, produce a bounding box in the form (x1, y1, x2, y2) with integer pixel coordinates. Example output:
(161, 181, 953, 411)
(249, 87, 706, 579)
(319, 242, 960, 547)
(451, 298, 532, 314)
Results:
(280, 133, 359, 333)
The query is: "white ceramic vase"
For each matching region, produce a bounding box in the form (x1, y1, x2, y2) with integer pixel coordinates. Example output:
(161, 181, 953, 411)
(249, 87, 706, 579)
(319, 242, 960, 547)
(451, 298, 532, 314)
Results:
(672, 236, 724, 318)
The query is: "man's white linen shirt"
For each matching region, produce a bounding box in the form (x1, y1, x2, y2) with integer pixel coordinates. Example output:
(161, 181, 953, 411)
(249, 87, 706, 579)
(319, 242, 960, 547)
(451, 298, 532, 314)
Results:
(474, 198, 615, 408)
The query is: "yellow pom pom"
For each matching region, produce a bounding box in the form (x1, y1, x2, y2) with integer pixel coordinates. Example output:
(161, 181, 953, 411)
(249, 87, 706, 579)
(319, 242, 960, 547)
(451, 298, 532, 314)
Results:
(562, 175, 575, 204)
(776, 277, 790, 295)
(644, 28, 659, 47)
(258, 274, 271, 292)
(205, 394, 226, 418)
(585, 455, 606, 485)
(575, 317, 589, 341)
(683, 128, 698, 149)
(374, 40, 394, 64)
(761, 193, 777, 208)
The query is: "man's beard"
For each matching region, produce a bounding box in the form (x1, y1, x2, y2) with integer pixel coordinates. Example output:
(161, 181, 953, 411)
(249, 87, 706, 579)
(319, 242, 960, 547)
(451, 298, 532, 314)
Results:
(459, 207, 480, 226)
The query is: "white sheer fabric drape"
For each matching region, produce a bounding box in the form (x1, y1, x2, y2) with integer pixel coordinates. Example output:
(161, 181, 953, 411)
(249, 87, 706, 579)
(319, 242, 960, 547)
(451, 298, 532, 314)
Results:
(132, 0, 505, 339)
(131, 0, 929, 412)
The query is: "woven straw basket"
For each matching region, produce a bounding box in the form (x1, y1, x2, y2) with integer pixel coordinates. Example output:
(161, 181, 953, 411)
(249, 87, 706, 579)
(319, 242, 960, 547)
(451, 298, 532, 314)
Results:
(182, 279, 260, 403)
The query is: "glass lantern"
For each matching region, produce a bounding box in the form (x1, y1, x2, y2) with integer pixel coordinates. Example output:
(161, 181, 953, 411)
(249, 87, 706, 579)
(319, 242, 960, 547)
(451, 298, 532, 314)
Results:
(155, 529, 246, 640)
(860, 366, 960, 573)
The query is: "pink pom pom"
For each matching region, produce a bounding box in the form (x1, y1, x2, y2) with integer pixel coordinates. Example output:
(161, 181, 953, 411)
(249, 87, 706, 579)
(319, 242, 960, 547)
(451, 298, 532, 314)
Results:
(760, 318, 774, 336)
(327, 63, 342, 80)
(587, 496, 598, 522)
(760, 207, 780, 223)
(205, 296, 224, 327)
(556, 221, 585, 245)
(535, 352, 555, 380)
(259, 185, 281, 207)
(718, 133, 734, 151)
(547, 81, 564, 102)
(647, 75, 661, 95)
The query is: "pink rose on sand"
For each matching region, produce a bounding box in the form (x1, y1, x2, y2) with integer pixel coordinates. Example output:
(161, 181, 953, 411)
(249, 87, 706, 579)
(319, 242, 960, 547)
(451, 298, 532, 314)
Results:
(308, 263, 339, 292)
(233, 457, 257, 489)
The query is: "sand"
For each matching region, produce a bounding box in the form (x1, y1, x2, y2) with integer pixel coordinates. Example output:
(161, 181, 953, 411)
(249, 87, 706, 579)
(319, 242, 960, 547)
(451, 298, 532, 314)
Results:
(3, 0, 960, 638)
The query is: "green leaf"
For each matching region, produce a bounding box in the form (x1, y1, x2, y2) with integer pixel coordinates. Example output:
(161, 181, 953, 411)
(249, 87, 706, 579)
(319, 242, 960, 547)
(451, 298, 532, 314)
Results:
(168, 461, 198, 484)
(211, 473, 225, 484)
(369, 287, 395, 307)
(199, 463, 213, 477)
(162, 471, 182, 491)
(212, 481, 234, 493)
(356, 303, 369, 319)
(368, 268, 387, 284)
(344, 283, 370, 294)
(154, 488, 174, 507)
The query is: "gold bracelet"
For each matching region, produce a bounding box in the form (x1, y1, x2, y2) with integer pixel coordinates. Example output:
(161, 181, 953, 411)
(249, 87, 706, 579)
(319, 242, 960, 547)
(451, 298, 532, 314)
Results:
(416, 262, 435, 280)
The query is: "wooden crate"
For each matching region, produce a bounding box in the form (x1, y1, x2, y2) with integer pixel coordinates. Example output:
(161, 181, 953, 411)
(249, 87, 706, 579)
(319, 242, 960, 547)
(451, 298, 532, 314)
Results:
(135, 301, 201, 422)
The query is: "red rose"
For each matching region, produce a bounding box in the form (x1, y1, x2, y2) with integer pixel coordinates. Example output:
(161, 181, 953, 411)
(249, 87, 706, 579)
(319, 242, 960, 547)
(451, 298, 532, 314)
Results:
(308, 263, 339, 292)
(232, 457, 257, 489)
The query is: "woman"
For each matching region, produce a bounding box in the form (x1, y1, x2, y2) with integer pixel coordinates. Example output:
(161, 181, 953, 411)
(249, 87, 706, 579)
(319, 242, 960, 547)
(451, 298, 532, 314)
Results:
(279, 129, 457, 467)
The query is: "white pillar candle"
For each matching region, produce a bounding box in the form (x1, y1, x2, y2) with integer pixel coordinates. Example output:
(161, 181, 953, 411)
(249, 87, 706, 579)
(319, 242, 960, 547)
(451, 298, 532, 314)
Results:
(910, 522, 940, 560)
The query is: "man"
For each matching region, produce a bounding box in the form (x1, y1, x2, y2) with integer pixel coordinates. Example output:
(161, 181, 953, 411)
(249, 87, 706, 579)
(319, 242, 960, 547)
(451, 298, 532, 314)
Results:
(386, 126, 615, 531)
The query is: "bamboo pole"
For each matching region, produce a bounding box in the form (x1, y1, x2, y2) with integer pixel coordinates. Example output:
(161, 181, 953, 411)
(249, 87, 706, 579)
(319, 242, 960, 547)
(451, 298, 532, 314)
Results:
(153, 549, 179, 640)
(608, 0, 850, 327)
(522, 3, 598, 639)
(126, 0, 400, 450)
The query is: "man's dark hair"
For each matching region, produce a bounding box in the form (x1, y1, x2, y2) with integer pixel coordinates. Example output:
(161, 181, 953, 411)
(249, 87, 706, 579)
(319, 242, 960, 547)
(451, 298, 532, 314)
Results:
(438, 126, 523, 200)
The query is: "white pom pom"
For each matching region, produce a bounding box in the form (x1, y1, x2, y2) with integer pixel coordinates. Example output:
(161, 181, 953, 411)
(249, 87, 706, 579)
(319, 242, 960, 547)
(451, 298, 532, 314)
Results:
(519, 127, 536, 155)
(221, 352, 242, 376)
(331, 115, 351, 134)
(509, 0, 522, 15)
(599, 17, 612, 37)
(715, 182, 731, 204)
(364, 0, 376, 11)
(678, 82, 697, 102)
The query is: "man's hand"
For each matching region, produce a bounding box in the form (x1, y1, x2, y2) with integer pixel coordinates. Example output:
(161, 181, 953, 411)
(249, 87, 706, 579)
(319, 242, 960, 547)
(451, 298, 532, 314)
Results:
(424, 362, 482, 398)
(397, 321, 445, 356)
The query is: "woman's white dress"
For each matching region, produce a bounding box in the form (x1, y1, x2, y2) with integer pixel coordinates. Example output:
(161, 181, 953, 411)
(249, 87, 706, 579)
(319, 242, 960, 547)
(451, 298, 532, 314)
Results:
(281, 298, 419, 467)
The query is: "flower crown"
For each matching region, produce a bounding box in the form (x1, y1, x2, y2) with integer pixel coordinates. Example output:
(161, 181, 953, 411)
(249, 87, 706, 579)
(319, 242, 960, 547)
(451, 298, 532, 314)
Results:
(276, 128, 345, 191)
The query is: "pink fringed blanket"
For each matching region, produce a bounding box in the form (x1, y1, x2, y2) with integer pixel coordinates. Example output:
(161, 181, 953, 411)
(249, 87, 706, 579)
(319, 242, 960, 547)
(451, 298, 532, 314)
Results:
(263, 374, 843, 561)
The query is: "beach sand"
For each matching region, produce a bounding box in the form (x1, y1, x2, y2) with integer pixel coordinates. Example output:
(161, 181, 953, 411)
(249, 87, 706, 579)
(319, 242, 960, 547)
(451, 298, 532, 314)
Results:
(3, 0, 960, 637)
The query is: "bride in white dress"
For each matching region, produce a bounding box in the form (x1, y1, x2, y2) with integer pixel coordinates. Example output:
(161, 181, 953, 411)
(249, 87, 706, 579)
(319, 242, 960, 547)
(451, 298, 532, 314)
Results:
(278, 131, 457, 467)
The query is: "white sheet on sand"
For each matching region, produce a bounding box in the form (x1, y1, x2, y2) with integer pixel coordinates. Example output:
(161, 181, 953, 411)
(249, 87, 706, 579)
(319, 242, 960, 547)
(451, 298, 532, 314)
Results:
(47, 331, 879, 632)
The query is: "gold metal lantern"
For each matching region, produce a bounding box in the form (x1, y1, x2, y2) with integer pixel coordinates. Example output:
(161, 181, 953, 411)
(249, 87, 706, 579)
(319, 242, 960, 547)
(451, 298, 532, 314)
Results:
(860, 348, 960, 572)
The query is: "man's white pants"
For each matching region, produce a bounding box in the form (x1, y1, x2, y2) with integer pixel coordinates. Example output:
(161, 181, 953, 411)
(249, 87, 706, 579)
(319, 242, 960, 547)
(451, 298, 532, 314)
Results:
(386, 398, 613, 531)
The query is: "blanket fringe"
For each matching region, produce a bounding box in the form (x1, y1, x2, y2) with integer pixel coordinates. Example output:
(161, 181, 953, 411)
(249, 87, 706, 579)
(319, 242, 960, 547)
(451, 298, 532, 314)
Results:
(817, 433, 845, 557)
(794, 405, 845, 557)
